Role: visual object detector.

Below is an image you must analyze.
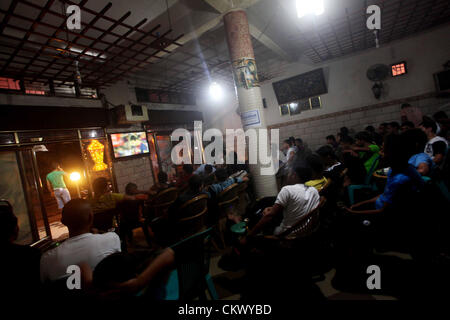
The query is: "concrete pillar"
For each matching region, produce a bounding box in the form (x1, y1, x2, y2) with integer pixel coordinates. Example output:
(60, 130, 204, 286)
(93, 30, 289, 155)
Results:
(223, 9, 278, 198)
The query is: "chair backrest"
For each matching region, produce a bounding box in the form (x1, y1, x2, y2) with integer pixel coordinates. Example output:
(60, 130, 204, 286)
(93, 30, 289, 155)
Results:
(281, 198, 325, 240)
(152, 187, 178, 206)
(150, 188, 178, 217)
(92, 208, 118, 232)
(170, 228, 212, 300)
(176, 194, 209, 239)
(364, 156, 381, 185)
(218, 183, 239, 208)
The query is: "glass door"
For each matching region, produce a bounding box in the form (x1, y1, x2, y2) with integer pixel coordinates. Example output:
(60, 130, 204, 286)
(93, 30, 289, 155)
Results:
(0, 150, 35, 244)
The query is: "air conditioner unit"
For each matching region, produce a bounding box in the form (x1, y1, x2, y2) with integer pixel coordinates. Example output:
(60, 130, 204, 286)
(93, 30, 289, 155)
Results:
(115, 104, 149, 124)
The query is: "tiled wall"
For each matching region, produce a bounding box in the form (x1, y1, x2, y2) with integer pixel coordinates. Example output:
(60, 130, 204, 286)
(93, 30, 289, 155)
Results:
(113, 156, 154, 193)
(270, 93, 450, 152)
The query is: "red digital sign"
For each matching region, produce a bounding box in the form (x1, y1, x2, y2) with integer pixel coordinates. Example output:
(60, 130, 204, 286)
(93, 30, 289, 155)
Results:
(391, 62, 407, 77)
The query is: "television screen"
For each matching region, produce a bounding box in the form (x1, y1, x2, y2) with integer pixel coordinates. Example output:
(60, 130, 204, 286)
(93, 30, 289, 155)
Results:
(110, 132, 149, 159)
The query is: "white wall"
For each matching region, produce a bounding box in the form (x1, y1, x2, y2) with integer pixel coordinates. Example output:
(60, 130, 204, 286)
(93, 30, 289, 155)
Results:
(261, 24, 450, 127)
(256, 24, 450, 151)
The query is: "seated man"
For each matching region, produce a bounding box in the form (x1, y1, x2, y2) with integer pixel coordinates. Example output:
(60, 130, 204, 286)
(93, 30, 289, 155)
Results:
(352, 131, 380, 173)
(245, 166, 320, 238)
(175, 164, 194, 191)
(345, 134, 424, 215)
(420, 117, 448, 166)
(148, 171, 171, 196)
(403, 128, 434, 176)
(1, 200, 41, 297)
(316, 145, 345, 182)
(202, 165, 216, 186)
(194, 163, 216, 176)
(340, 135, 367, 185)
(91, 177, 147, 213)
(177, 174, 208, 205)
(40, 199, 121, 283)
(205, 168, 249, 199)
(305, 153, 329, 190)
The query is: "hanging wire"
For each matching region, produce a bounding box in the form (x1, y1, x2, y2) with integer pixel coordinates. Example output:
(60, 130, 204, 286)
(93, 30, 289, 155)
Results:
(165, 0, 172, 30)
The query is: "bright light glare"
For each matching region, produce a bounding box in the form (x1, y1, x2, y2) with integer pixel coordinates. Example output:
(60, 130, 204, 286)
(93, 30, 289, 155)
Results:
(209, 82, 224, 101)
(296, 0, 324, 18)
(70, 172, 81, 182)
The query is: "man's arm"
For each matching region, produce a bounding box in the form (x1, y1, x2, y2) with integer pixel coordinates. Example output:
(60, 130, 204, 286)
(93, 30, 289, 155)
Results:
(118, 248, 175, 293)
(432, 141, 447, 165)
(247, 204, 284, 237)
(345, 201, 387, 215)
(349, 196, 379, 210)
(46, 180, 54, 196)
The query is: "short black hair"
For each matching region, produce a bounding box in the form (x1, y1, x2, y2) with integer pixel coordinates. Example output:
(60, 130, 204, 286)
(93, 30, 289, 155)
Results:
(158, 171, 168, 184)
(401, 121, 415, 129)
(215, 168, 229, 182)
(355, 131, 372, 143)
(0, 201, 17, 243)
(182, 164, 194, 174)
(326, 135, 336, 141)
(340, 135, 354, 144)
(316, 145, 337, 160)
(402, 128, 428, 154)
(420, 117, 437, 133)
(293, 166, 312, 183)
(401, 103, 412, 109)
(380, 123, 389, 127)
(188, 174, 203, 191)
(93, 253, 138, 289)
(93, 177, 109, 196)
(283, 139, 292, 147)
(340, 127, 349, 136)
(204, 165, 213, 174)
(306, 154, 324, 175)
(388, 122, 400, 129)
(295, 138, 303, 144)
(434, 111, 448, 121)
(365, 126, 375, 133)
(383, 133, 413, 172)
(125, 183, 137, 195)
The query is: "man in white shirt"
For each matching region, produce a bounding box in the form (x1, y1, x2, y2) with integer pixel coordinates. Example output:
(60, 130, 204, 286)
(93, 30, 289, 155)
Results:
(420, 118, 448, 166)
(40, 199, 121, 283)
(246, 166, 320, 238)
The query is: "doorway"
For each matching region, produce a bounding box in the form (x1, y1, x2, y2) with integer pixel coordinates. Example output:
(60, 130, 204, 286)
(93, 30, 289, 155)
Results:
(34, 142, 85, 240)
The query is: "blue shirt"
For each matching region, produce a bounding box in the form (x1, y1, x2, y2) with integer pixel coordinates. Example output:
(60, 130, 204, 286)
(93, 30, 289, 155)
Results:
(206, 177, 243, 198)
(408, 153, 433, 172)
(375, 166, 424, 210)
(194, 164, 216, 175)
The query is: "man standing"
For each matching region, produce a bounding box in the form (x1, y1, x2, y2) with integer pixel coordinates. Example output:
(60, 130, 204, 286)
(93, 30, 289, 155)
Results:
(46, 162, 71, 212)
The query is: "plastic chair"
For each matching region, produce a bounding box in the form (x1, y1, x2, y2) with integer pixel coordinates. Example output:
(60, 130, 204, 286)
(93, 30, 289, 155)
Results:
(163, 228, 219, 300)
(347, 156, 380, 205)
